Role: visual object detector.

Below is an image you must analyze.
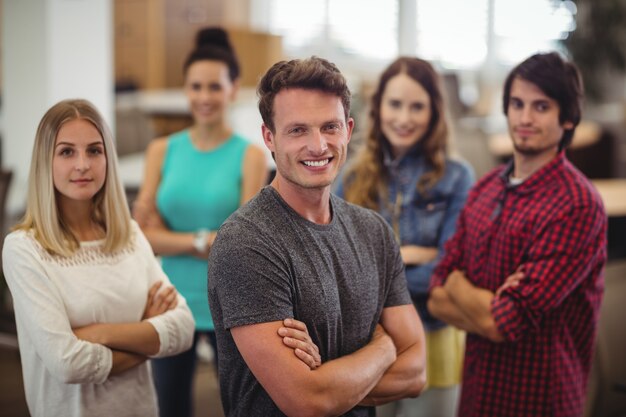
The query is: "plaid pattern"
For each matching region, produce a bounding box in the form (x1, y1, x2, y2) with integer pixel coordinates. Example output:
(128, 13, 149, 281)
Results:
(432, 152, 607, 417)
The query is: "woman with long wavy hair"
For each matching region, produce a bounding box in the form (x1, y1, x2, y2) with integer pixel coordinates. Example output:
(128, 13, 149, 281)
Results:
(337, 57, 474, 417)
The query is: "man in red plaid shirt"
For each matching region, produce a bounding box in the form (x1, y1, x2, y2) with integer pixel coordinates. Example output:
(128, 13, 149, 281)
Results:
(428, 52, 607, 417)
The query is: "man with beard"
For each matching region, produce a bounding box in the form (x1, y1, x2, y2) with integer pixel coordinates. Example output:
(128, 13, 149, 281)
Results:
(427, 52, 607, 417)
(208, 56, 426, 417)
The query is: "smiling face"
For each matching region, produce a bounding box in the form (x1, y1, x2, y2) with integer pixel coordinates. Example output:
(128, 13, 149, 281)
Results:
(507, 77, 573, 158)
(380, 73, 432, 158)
(52, 118, 106, 210)
(184, 60, 237, 126)
(262, 88, 353, 192)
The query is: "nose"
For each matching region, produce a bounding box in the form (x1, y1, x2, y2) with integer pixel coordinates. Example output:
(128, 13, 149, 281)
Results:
(520, 105, 533, 125)
(75, 152, 90, 172)
(307, 130, 329, 155)
(397, 106, 411, 125)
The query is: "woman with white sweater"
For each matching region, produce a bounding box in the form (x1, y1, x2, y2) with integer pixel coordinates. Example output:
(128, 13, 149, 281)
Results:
(2, 99, 195, 417)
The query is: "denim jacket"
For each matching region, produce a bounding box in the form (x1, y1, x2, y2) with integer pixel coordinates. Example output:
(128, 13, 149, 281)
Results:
(335, 148, 474, 330)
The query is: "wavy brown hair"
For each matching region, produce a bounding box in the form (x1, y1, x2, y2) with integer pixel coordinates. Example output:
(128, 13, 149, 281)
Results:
(343, 57, 448, 209)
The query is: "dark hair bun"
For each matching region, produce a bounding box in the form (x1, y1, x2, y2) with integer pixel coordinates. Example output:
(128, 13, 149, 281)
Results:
(196, 27, 233, 52)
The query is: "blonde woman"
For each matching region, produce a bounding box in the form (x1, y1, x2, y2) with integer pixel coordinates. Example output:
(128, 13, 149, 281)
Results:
(2, 99, 195, 417)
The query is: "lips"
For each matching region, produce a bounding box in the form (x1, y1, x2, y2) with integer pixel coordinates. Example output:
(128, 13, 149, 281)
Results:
(70, 179, 92, 184)
(515, 128, 538, 136)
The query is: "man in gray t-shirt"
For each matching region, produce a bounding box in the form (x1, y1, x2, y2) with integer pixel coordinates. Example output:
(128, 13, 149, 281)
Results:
(208, 56, 426, 417)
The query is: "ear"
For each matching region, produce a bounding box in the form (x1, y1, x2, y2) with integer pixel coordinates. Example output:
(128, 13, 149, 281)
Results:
(261, 124, 275, 152)
(230, 79, 240, 102)
(563, 120, 574, 130)
(346, 117, 355, 144)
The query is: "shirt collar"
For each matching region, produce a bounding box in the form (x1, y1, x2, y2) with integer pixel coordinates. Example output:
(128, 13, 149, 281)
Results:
(498, 151, 566, 193)
(382, 140, 425, 169)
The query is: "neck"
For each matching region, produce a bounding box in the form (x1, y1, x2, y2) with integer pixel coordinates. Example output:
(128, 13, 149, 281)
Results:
(58, 199, 103, 241)
(512, 148, 559, 180)
(190, 123, 232, 150)
(271, 176, 332, 224)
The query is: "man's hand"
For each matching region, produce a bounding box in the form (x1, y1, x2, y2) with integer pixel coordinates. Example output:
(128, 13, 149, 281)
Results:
(496, 268, 525, 297)
(278, 318, 322, 370)
(143, 281, 178, 320)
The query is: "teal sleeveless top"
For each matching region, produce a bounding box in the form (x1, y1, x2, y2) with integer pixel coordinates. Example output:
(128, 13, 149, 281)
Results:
(156, 130, 249, 330)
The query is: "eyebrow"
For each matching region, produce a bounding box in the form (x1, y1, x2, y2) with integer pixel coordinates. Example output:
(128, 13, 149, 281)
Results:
(55, 140, 104, 148)
(510, 96, 551, 105)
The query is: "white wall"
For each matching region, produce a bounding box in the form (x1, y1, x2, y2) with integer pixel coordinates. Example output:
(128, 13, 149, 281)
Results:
(2, 0, 113, 216)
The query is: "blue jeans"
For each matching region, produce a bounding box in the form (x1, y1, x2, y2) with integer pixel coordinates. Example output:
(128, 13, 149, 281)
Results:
(152, 331, 218, 417)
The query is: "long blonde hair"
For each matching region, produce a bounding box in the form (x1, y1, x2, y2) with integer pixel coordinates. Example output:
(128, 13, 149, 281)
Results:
(15, 99, 132, 256)
(343, 57, 448, 209)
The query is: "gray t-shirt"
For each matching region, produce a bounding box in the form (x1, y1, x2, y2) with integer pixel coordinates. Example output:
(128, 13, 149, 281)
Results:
(208, 186, 411, 417)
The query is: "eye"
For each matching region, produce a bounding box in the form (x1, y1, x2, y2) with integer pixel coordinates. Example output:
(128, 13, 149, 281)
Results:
(535, 102, 550, 112)
(288, 126, 306, 135)
(58, 147, 73, 157)
(323, 123, 341, 133)
(387, 99, 402, 109)
(88, 146, 104, 156)
(190, 82, 202, 91)
(209, 83, 223, 92)
(509, 98, 523, 110)
(411, 102, 426, 111)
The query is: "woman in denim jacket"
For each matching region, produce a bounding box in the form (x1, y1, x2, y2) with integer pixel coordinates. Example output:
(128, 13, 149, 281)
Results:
(336, 57, 474, 417)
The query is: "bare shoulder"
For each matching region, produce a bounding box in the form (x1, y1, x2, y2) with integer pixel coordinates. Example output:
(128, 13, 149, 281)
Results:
(244, 144, 266, 162)
(145, 137, 168, 158)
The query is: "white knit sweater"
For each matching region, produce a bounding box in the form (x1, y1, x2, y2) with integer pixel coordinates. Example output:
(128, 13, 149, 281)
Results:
(2, 221, 195, 417)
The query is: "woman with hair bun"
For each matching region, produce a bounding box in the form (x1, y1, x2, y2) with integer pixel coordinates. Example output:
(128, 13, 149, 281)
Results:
(133, 27, 268, 417)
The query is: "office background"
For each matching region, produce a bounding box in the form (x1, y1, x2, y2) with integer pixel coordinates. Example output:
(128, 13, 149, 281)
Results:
(0, 1, 625, 416)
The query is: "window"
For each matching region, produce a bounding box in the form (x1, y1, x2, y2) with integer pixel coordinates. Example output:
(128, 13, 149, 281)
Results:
(260, 0, 398, 62)
(258, 0, 576, 70)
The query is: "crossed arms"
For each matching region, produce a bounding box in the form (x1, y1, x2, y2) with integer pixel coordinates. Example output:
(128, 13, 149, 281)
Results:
(427, 269, 523, 343)
(231, 304, 426, 417)
(73, 281, 182, 375)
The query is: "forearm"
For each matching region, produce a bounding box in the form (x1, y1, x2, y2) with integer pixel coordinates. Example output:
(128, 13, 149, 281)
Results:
(299, 333, 397, 415)
(142, 227, 196, 256)
(400, 245, 438, 266)
(444, 272, 504, 342)
(234, 321, 397, 417)
(144, 227, 217, 258)
(109, 349, 147, 376)
(74, 321, 160, 356)
(428, 286, 481, 333)
(360, 342, 426, 405)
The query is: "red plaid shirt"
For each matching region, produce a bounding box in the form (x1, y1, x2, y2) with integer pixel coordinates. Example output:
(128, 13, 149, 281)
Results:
(431, 152, 607, 417)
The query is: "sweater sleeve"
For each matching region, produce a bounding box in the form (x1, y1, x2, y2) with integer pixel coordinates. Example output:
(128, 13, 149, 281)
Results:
(133, 223, 195, 357)
(2, 233, 113, 384)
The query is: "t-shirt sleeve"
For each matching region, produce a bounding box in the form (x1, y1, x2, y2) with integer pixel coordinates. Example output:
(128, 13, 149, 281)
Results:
(209, 221, 295, 330)
(378, 215, 412, 308)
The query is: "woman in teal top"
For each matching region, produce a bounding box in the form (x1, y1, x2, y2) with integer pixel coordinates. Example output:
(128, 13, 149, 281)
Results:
(133, 28, 267, 417)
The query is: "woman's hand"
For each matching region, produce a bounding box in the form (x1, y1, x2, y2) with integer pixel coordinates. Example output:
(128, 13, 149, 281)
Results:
(142, 281, 178, 320)
(277, 318, 322, 370)
(400, 245, 438, 266)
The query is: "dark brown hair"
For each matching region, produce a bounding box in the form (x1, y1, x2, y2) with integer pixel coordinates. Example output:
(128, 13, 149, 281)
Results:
(183, 27, 240, 81)
(502, 52, 583, 150)
(257, 56, 351, 133)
